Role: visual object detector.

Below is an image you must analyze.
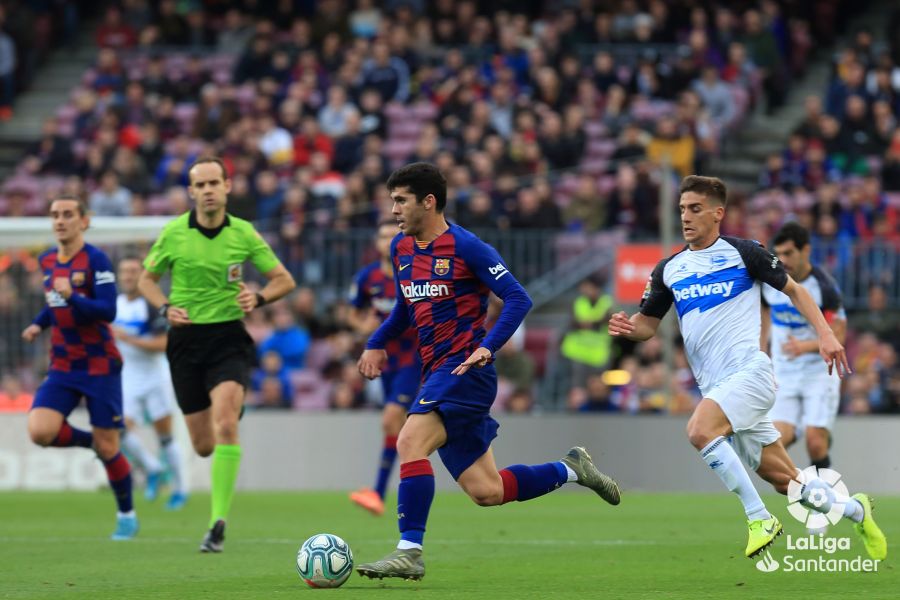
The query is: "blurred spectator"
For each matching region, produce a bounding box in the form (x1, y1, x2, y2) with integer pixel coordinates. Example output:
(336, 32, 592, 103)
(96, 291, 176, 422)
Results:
(23, 118, 73, 175)
(251, 350, 292, 409)
(89, 171, 133, 216)
(494, 334, 536, 399)
(561, 277, 614, 386)
(96, 6, 137, 49)
(692, 66, 735, 130)
(647, 117, 695, 177)
(259, 307, 311, 370)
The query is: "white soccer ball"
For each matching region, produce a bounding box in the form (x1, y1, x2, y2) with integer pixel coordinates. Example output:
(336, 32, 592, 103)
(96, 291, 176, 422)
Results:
(808, 488, 829, 509)
(296, 533, 353, 588)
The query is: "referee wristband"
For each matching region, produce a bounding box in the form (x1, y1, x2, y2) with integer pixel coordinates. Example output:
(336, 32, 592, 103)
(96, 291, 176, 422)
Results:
(255, 293, 267, 308)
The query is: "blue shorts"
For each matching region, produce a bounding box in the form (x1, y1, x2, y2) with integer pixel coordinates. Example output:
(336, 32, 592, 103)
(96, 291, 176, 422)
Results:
(32, 370, 124, 429)
(381, 364, 420, 409)
(410, 362, 499, 480)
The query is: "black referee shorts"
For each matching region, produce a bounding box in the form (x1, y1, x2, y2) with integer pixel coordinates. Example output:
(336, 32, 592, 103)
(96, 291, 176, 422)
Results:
(166, 320, 255, 415)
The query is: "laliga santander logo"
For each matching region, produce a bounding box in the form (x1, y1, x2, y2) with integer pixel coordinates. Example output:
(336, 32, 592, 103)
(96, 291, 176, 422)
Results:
(787, 466, 848, 530)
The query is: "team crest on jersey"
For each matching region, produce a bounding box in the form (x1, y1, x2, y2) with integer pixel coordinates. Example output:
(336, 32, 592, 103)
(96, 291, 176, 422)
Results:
(227, 263, 243, 282)
(71, 271, 86, 286)
(433, 258, 451, 276)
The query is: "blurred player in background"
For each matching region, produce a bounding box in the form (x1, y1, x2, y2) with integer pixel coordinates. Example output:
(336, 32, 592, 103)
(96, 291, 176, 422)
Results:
(112, 255, 187, 510)
(347, 220, 421, 516)
(609, 176, 885, 561)
(139, 157, 295, 552)
(21, 196, 137, 540)
(762, 222, 846, 472)
(356, 163, 620, 581)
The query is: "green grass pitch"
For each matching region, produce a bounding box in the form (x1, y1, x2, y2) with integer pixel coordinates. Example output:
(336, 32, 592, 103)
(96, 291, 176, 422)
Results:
(0, 491, 896, 599)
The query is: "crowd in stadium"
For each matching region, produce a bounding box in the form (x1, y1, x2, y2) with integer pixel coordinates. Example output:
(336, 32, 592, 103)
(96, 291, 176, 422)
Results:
(1, 1, 898, 415)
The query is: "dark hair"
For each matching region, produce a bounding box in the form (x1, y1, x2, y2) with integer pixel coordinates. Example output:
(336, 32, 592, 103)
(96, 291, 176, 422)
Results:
(679, 175, 728, 207)
(50, 194, 88, 216)
(188, 156, 229, 183)
(118, 253, 143, 265)
(386, 162, 447, 212)
(772, 221, 810, 250)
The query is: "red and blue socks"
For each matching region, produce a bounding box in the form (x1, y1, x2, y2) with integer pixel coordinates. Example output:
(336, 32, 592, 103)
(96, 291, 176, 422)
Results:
(374, 435, 399, 500)
(499, 462, 569, 503)
(103, 452, 134, 514)
(52, 421, 93, 448)
(397, 459, 434, 549)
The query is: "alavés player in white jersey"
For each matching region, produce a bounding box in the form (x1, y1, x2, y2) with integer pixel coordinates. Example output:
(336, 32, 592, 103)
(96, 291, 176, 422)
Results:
(112, 256, 187, 510)
(608, 176, 885, 561)
(761, 222, 846, 473)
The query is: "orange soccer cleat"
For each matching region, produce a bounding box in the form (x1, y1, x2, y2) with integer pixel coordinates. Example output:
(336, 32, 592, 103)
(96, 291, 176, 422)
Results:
(350, 487, 385, 516)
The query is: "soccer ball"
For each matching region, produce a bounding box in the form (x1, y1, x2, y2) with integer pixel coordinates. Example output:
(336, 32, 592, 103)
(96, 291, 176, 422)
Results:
(808, 488, 829, 509)
(296, 533, 353, 588)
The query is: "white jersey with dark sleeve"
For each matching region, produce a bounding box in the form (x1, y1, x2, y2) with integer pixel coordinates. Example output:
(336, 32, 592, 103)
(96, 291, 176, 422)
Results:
(762, 264, 845, 375)
(114, 294, 170, 380)
(639, 236, 788, 395)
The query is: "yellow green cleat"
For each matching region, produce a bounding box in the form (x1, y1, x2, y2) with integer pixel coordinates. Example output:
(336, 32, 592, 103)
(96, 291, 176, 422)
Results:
(746, 515, 782, 558)
(851, 493, 887, 561)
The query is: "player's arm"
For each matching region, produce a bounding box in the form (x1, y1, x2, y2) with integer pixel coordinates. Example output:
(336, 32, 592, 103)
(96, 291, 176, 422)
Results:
(780, 277, 848, 375)
(346, 273, 380, 335)
(739, 240, 850, 377)
(609, 258, 671, 341)
(237, 263, 296, 313)
(453, 238, 533, 375)
(138, 269, 191, 326)
(359, 239, 409, 379)
(114, 330, 167, 352)
(140, 227, 192, 326)
(65, 254, 117, 322)
(608, 311, 662, 341)
(239, 226, 296, 312)
(781, 275, 847, 357)
(22, 307, 52, 342)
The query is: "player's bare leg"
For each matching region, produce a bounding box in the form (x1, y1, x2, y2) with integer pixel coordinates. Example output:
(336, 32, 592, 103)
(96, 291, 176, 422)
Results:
(805, 426, 829, 465)
(27, 407, 67, 447)
(756, 440, 885, 559)
(774, 421, 796, 448)
(121, 416, 165, 501)
(195, 381, 244, 553)
(151, 414, 188, 509)
(687, 399, 780, 557)
(351, 402, 406, 516)
(357, 412, 445, 581)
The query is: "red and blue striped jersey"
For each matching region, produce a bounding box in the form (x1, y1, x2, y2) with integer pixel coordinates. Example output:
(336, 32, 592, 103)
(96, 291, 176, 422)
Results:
(371, 223, 529, 375)
(350, 261, 419, 371)
(34, 244, 121, 375)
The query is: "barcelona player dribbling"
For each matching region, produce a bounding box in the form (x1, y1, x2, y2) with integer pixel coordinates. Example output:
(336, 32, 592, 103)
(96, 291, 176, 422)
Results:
(22, 196, 137, 540)
(355, 163, 621, 581)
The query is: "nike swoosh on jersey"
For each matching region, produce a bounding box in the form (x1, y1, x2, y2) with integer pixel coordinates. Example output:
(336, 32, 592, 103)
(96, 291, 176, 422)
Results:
(399, 263, 411, 271)
(418, 398, 437, 405)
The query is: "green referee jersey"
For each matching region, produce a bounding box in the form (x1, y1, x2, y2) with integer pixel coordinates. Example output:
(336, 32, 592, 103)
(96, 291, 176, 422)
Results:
(144, 210, 281, 324)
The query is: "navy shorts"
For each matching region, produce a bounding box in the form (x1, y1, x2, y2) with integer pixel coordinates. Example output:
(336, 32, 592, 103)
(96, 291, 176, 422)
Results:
(409, 361, 499, 480)
(381, 363, 421, 409)
(32, 370, 124, 429)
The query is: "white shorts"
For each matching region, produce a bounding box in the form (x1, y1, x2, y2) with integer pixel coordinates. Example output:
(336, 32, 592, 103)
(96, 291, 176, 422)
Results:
(123, 374, 175, 423)
(705, 352, 780, 471)
(770, 368, 841, 434)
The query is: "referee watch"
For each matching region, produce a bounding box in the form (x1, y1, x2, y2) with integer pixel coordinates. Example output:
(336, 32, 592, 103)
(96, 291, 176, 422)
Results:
(159, 303, 170, 318)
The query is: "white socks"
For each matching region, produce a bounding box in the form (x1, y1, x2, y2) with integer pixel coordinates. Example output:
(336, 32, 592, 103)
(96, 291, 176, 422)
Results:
(800, 478, 864, 523)
(397, 540, 423, 551)
(701, 437, 771, 521)
(159, 435, 185, 494)
(562, 463, 578, 483)
(122, 430, 163, 474)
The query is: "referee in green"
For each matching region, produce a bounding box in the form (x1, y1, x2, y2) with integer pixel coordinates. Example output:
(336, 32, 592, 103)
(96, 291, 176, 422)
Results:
(138, 157, 295, 552)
